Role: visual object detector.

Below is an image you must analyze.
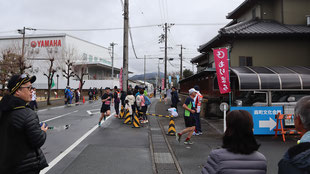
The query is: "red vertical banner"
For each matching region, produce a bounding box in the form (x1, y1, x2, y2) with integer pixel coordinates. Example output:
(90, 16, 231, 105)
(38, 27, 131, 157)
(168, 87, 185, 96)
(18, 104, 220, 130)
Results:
(213, 48, 231, 94)
(119, 68, 123, 91)
(161, 78, 165, 90)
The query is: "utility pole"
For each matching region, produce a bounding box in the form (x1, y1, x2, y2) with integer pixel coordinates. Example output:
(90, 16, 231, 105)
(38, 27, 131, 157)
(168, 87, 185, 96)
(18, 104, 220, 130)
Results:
(177, 44, 185, 80)
(110, 42, 117, 79)
(144, 55, 146, 85)
(17, 27, 36, 73)
(164, 23, 168, 90)
(122, 0, 129, 92)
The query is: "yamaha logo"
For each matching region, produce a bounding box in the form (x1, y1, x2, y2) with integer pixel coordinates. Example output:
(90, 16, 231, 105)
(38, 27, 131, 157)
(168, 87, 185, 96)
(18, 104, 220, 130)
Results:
(31, 41, 37, 48)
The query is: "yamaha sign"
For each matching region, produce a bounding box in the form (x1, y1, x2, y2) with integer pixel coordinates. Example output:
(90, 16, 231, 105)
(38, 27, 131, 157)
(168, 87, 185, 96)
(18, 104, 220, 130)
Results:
(30, 39, 62, 48)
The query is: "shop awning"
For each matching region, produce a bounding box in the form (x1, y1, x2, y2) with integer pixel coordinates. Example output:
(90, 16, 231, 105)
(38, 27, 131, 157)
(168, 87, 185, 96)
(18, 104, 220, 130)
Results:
(231, 66, 310, 91)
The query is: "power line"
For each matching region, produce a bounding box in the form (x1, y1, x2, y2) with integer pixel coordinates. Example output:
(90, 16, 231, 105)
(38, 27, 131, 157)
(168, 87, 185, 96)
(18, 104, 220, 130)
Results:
(36, 24, 160, 32)
(174, 23, 227, 26)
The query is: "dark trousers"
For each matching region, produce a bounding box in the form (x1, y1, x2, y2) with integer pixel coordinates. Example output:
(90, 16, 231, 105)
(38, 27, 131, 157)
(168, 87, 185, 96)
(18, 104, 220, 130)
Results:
(193, 113, 202, 132)
(114, 102, 120, 115)
(141, 106, 147, 120)
(29, 100, 38, 110)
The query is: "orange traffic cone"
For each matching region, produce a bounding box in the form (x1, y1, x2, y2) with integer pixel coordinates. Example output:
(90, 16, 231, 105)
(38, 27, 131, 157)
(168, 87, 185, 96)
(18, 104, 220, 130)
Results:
(83, 96, 85, 104)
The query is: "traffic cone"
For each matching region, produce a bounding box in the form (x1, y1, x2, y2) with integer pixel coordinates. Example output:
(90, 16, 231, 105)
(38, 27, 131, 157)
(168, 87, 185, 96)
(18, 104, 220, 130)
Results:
(123, 109, 131, 124)
(83, 96, 85, 104)
(167, 116, 176, 136)
(120, 105, 125, 119)
(132, 112, 140, 128)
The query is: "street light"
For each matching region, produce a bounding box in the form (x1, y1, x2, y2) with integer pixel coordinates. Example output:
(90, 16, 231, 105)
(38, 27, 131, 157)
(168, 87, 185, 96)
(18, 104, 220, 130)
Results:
(56, 74, 59, 90)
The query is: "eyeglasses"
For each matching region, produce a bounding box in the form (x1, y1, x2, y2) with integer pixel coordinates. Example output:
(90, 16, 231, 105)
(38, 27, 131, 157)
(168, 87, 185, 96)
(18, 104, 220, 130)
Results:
(19, 85, 32, 91)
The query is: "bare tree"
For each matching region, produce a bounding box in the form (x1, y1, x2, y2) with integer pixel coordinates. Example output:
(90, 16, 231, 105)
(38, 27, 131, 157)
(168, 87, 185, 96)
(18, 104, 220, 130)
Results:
(0, 47, 31, 95)
(43, 57, 57, 105)
(43, 47, 60, 105)
(73, 64, 88, 96)
(62, 47, 77, 86)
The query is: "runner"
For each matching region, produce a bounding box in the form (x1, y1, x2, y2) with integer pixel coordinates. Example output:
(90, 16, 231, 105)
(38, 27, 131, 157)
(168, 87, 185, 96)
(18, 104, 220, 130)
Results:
(99, 87, 113, 126)
(176, 88, 197, 145)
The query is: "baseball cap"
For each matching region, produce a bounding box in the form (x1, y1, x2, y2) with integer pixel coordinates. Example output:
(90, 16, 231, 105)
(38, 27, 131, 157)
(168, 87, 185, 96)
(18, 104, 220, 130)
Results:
(105, 87, 111, 90)
(8, 74, 36, 94)
(194, 85, 200, 91)
(188, 88, 197, 95)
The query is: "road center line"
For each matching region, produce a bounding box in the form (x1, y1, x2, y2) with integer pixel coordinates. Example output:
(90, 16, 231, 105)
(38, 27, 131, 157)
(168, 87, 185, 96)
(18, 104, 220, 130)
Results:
(43, 110, 79, 122)
(40, 112, 115, 174)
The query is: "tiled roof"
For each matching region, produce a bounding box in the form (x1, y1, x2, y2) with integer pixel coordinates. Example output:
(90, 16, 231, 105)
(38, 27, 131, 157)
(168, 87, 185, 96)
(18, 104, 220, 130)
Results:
(220, 20, 310, 36)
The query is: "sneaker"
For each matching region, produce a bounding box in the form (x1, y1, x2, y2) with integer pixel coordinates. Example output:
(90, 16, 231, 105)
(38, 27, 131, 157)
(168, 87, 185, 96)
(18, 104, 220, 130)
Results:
(176, 133, 182, 143)
(184, 140, 194, 145)
(198, 132, 203, 135)
(145, 120, 149, 123)
(192, 132, 198, 136)
(98, 122, 101, 126)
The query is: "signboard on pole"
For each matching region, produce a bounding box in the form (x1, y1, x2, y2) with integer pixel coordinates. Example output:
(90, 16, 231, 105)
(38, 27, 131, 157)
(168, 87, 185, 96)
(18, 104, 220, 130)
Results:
(230, 106, 283, 135)
(213, 48, 231, 94)
(119, 68, 123, 91)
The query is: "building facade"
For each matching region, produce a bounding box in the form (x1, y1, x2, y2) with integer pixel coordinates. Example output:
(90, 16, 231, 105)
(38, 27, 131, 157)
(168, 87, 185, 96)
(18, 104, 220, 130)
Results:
(0, 33, 121, 89)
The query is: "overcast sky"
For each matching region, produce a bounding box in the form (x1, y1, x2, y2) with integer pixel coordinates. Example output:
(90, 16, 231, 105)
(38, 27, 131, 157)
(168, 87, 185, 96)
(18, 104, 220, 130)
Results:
(0, 0, 244, 75)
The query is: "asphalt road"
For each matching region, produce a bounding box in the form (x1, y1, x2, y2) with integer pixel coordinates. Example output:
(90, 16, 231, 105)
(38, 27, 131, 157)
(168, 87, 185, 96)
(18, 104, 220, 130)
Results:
(38, 101, 109, 165)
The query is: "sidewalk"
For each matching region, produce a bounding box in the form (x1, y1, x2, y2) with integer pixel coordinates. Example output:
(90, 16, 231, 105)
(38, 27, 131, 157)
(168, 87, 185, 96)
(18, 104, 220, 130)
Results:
(155, 99, 298, 174)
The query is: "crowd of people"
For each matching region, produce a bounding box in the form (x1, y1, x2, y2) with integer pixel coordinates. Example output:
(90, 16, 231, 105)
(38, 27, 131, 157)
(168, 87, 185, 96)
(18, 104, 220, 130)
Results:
(98, 85, 152, 126)
(64, 87, 81, 105)
(0, 74, 309, 173)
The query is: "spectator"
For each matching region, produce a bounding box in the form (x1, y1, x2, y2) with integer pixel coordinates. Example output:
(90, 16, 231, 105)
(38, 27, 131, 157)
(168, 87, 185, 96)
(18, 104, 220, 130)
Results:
(29, 87, 38, 110)
(88, 87, 93, 101)
(139, 88, 148, 123)
(113, 86, 120, 118)
(153, 87, 156, 98)
(120, 90, 127, 108)
(278, 96, 310, 173)
(64, 86, 69, 104)
(0, 74, 48, 173)
(175, 88, 197, 145)
(201, 110, 267, 174)
(124, 90, 135, 116)
(171, 86, 180, 110)
(75, 89, 80, 104)
(193, 85, 203, 135)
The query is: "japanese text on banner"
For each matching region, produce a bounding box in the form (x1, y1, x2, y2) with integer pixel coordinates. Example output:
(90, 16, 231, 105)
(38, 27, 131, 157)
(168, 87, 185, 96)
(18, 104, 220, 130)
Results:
(213, 48, 231, 94)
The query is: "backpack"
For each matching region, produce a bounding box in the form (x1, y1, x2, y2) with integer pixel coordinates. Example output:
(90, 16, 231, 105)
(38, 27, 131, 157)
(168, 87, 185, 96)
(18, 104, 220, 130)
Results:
(136, 94, 142, 107)
(144, 95, 151, 106)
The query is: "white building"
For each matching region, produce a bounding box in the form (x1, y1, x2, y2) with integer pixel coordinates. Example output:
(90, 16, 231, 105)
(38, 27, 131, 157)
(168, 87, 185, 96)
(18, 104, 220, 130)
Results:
(0, 33, 121, 89)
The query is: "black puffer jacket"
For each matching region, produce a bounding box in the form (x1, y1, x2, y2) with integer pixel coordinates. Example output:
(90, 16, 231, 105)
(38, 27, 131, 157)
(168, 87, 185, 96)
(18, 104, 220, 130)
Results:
(0, 95, 48, 173)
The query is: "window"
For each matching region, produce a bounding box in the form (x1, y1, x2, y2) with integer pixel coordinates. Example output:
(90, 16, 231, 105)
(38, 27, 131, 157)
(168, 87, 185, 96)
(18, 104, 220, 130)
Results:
(252, 8, 256, 19)
(94, 57, 98, 62)
(239, 56, 253, 66)
(83, 53, 87, 61)
(89, 55, 93, 62)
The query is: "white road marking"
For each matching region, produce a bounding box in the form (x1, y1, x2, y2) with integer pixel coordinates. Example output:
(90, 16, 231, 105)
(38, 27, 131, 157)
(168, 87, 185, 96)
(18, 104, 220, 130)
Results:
(42, 110, 79, 122)
(37, 109, 48, 112)
(40, 112, 115, 174)
(87, 109, 100, 115)
(51, 105, 65, 109)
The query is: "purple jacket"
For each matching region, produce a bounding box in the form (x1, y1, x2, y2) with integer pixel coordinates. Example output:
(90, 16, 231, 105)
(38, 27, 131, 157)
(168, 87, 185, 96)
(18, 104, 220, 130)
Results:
(202, 148, 267, 174)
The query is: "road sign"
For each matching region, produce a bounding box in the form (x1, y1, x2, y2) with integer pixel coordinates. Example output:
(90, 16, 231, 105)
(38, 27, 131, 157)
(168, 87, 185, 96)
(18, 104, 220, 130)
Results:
(230, 106, 283, 135)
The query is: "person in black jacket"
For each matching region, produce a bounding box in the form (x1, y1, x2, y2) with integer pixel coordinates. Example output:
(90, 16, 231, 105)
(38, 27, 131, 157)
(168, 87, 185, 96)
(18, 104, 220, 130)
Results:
(0, 74, 48, 174)
(171, 87, 179, 110)
(278, 96, 310, 173)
